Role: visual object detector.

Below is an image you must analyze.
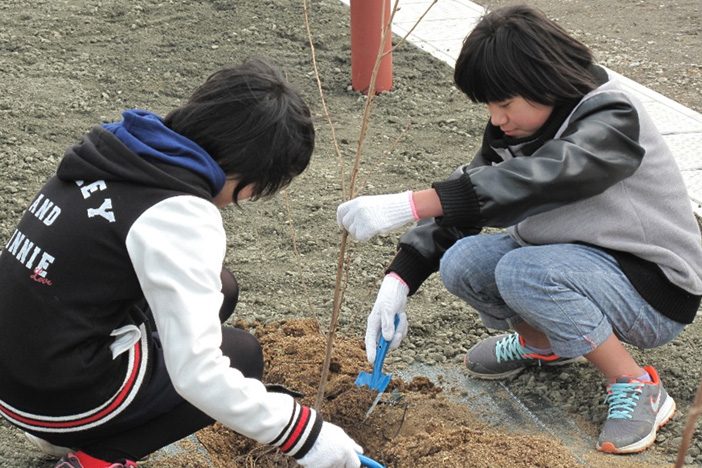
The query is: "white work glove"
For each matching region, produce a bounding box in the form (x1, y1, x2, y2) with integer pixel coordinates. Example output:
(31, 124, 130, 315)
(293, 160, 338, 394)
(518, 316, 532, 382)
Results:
(337, 191, 417, 242)
(365, 274, 410, 364)
(297, 421, 362, 468)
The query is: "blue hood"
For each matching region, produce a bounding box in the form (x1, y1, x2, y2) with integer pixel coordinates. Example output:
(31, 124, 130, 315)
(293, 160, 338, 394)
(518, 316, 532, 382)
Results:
(103, 109, 225, 195)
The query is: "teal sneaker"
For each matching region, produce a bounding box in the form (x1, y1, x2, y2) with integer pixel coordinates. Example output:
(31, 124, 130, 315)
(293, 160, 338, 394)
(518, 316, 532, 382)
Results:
(597, 365, 675, 454)
(464, 332, 583, 379)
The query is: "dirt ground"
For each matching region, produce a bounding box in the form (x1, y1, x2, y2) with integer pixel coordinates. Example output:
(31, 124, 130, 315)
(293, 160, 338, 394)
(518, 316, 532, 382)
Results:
(192, 319, 582, 468)
(0, 0, 701, 467)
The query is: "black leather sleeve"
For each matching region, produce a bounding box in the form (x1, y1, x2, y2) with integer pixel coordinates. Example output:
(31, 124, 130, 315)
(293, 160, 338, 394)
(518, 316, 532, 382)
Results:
(434, 92, 645, 228)
(387, 91, 645, 295)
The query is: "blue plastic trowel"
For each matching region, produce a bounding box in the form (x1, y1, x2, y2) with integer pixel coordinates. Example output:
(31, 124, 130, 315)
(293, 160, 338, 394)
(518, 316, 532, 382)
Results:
(358, 453, 385, 467)
(354, 316, 398, 419)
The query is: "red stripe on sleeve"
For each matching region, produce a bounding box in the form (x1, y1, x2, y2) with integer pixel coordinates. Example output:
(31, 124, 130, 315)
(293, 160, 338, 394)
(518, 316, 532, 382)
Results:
(279, 405, 310, 453)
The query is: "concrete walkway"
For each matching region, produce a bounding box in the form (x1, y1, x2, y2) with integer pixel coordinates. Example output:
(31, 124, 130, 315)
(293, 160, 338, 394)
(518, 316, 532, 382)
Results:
(342, 0, 702, 216)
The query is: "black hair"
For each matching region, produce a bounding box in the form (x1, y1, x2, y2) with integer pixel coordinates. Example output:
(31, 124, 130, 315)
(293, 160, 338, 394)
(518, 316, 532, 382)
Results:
(164, 57, 315, 204)
(454, 5, 597, 106)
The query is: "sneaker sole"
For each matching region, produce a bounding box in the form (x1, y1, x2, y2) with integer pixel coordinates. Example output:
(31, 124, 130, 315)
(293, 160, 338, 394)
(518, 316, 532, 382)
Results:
(465, 365, 526, 380)
(464, 355, 586, 380)
(596, 395, 676, 454)
(544, 356, 587, 366)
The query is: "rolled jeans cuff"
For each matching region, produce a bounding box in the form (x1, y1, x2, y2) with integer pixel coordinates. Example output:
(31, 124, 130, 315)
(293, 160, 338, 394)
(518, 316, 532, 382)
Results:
(548, 315, 613, 359)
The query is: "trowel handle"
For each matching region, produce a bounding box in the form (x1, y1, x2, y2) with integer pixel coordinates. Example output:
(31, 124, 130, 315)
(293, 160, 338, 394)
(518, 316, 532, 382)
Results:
(358, 453, 385, 468)
(372, 315, 400, 376)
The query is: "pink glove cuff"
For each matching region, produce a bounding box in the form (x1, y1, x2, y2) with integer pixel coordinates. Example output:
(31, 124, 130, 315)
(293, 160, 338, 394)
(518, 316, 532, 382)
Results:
(407, 191, 420, 221)
(387, 272, 408, 288)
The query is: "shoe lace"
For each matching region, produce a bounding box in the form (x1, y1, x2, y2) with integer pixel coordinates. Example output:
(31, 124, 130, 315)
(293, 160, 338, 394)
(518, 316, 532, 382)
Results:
(604, 381, 644, 420)
(495, 333, 526, 363)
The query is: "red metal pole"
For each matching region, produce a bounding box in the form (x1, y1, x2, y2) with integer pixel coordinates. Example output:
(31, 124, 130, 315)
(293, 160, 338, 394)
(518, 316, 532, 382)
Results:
(350, 0, 393, 94)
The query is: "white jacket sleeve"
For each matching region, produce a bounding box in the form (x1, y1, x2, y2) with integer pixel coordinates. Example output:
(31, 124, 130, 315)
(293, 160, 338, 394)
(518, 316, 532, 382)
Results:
(125, 195, 321, 457)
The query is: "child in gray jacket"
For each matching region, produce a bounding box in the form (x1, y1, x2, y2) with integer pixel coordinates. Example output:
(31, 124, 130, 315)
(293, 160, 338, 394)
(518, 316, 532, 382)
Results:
(337, 4, 702, 455)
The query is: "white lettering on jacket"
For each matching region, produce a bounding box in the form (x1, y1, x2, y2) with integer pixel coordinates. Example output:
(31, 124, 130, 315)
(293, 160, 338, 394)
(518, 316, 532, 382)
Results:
(5, 229, 55, 277)
(27, 193, 62, 226)
(77, 180, 107, 199)
(87, 198, 116, 223)
(76, 180, 116, 223)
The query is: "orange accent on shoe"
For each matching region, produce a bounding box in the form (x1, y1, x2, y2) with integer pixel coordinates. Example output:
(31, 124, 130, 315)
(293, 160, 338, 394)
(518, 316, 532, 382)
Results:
(517, 335, 561, 362)
(600, 442, 651, 454)
(599, 440, 653, 455)
(599, 365, 672, 455)
(609, 365, 659, 385)
(522, 351, 562, 362)
(598, 441, 617, 453)
(642, 365, 661, 385)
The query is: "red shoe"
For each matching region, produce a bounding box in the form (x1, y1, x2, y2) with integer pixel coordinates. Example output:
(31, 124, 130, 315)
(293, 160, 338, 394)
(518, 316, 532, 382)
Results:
(55, 451, 137, 468)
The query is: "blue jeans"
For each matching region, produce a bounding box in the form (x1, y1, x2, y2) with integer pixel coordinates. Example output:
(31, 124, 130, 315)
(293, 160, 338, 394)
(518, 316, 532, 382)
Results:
(439, 233, 685, 358)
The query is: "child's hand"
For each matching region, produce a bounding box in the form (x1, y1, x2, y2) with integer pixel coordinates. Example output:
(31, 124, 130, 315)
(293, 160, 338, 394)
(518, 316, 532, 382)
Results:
(336, 191, 418, 241)
(296, 421, 363, 468)
(365, 273, 410, 363)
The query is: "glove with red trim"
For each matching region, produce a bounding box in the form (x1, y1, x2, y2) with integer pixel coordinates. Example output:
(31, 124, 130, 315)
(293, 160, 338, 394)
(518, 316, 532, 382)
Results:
(337, 191, 418, 241)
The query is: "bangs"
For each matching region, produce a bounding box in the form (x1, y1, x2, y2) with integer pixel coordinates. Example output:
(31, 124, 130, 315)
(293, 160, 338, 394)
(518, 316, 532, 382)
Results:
(453, 5, 596, 106)
(455, 32, 526, 104)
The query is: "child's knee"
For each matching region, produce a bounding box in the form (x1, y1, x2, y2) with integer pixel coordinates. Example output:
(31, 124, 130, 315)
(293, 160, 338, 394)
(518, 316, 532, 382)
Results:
(219, 268, 240, 323)
(494, 248, 548, 305)
(440, 247, 484, 298)
(221, 327, 264, 380)
(439, 246, 465, 295)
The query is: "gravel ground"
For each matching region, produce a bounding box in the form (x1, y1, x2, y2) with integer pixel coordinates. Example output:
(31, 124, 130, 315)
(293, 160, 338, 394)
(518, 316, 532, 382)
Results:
(0, 0, 700, 466)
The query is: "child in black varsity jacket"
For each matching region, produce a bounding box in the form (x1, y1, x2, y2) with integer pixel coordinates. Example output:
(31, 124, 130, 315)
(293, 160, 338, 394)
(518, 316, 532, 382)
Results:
(337, 4, 702, 455)
(0, 58, 363, 468)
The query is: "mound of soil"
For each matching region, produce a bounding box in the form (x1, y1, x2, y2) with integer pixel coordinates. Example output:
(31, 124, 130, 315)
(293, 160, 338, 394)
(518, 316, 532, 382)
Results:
(195, 319, 580, 468)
